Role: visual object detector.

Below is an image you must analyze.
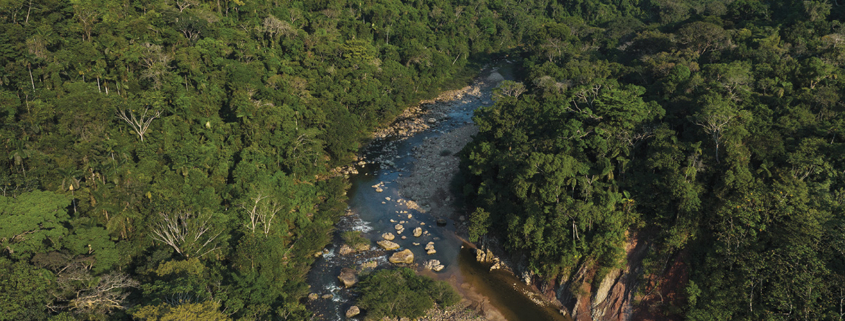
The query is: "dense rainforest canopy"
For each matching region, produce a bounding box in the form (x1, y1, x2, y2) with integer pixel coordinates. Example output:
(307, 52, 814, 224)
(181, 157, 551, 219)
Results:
(461, 0, 845, 319)
(0, 0, 521, 319)
(1, 0, 844, 320)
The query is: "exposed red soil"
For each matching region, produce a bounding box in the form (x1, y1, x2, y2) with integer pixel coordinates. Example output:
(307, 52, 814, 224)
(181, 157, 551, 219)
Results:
(565, 230, 650, 321)
(631, 249, 689, 321)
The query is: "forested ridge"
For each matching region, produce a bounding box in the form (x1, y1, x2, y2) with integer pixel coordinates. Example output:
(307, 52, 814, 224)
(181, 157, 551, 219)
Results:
(0, 0, 530, 319)
(2, 0, 845, 320)
(461, 0, 845, 319)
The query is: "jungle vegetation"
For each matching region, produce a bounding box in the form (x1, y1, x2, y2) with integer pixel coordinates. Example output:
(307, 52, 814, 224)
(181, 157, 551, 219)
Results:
(355, 268, 460, 320)
(0, 0, 524, 319)
(462, 0, 845, 319)
(1, 0, 844, 320)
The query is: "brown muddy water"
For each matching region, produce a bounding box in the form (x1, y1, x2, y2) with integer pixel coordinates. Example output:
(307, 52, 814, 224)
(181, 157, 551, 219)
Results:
(305, 61, 570, 321)
(451, 245, 571, 321)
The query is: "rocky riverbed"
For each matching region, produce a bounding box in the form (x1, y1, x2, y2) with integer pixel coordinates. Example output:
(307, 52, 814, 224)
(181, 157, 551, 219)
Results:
(306, 62, 568, 321)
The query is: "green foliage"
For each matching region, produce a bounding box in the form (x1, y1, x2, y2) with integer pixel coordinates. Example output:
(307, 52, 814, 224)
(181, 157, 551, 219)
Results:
(1, 0, 536, 317)
(356, 268, 460, 319)
(341, 230, 369, 249)
(0, 258, 53, 321)
(468, 207, 491, 243)
(0, 191, 70, 259)
(132, 301, 231, 321)
(2, 0, 845, 318)
(459, 0, 845, 317)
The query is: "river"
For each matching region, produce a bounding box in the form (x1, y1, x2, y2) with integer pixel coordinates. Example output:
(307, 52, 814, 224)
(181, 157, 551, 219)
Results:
(305, 61, 570, 321)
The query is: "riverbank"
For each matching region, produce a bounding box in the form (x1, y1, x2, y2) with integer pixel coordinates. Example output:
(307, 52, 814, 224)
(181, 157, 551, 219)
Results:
(305, 64, 501, 320)
(306, 62, 570, 321)
(392, 67, 570, 320)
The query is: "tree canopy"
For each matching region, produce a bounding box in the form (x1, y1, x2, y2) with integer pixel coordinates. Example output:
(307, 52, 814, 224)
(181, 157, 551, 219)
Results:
(2, 0, 845, 319)
(460, 0, 845, 318)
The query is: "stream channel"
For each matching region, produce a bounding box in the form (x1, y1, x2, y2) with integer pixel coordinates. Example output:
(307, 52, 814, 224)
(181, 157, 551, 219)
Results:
(306, 62, 570, 321)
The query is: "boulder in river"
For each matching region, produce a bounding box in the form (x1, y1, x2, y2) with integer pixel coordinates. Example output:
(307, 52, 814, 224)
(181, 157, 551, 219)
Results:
(381, 232, 395, 240)
(346, 306, 360, 318)
(389, 249, 414, 264)
(490, 258, 502, 271)
(413, 227, 422, 237)
(339, 244, 354, 255)
(424, 259, 445, 272)
(476, 248, 495, 263)
(338, 268, 358, 288)
(377, 240, 400, 250)
(354, 243, 370, 252)
(308, 293, 319, 301)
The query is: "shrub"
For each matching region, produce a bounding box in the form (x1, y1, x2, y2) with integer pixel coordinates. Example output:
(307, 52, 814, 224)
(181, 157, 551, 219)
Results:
(341, 231, 369, 249)
(356, 268, 460, 319)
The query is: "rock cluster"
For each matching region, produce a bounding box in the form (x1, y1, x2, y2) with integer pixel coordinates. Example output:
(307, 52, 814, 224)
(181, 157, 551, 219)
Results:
(424, 259, 445, 272)
(346, 306, 360, 318)
(339, 244, 355, 256)
(476, 248, 503, 271)
(476, 248, 495, 263)
(377, 240, 400, 251)
(360, 261, 378, 269)
(338, 268, 358, 288)
(339, 243, 369, 255)
(425, 242, 436, 255)
(389, 249, 414, 264)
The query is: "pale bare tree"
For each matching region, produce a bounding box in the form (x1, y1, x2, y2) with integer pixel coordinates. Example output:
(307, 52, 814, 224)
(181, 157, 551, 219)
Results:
(694, 112, 734, 164)
(533, 76, 569, 96)
(138, 43, 172, 89)
(116, 107, 162, 142)
(542, 38, 566, 63)
(151, 211, 222, 258)
(242, 192, 284, 235)
(73, 5, 98, 42)
(565, 84, 605, 121)
(500, 81, 526, 97)
(493, 81, 526, 101)
(263, 15, 297, 46)
(68, 272, 139, 314)
(176, 0, 198, 12)
(288, 8, 304, 28)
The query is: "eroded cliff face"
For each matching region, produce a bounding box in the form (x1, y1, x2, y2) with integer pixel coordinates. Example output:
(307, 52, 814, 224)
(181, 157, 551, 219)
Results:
(550, 232, 689, 321)
(555, 232, 649, 321)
